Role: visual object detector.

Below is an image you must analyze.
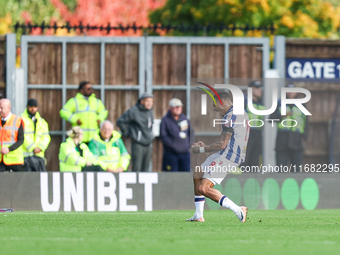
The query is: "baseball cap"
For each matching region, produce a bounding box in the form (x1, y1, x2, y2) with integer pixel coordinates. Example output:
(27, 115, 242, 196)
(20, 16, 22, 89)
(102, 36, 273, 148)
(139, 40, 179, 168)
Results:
(169, 98, 183, 107)
(248, 80, 262, 88)
(286, 83, 295, 88)
(27, 98, 38, 107)
(139, 92, 154, 100)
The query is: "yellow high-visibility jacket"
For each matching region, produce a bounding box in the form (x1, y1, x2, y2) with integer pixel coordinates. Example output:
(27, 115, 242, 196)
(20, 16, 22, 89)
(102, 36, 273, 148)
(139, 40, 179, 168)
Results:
(59, 138, 98, 172)
(21, 109, 51, 158)
(88, 132, 130, 171)
(60, 93, 108, 142)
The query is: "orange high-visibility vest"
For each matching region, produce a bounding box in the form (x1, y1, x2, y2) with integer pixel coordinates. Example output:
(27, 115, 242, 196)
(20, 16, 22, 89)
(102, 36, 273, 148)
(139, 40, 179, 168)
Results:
(0, 114, 24, 165)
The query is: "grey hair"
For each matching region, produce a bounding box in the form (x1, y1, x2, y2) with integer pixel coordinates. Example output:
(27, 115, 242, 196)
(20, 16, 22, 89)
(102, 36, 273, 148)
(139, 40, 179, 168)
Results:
(100, 120, 114, 129)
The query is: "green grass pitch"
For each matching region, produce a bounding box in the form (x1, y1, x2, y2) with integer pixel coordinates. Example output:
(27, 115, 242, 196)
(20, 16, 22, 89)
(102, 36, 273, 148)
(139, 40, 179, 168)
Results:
(0, 210, 339, 255)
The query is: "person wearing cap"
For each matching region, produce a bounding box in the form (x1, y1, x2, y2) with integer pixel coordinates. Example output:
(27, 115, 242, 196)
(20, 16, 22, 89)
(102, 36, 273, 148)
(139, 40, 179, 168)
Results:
(0, 99, 25, 172)
(160, 98, 192, 172)
(270, 83, 309, 171)
(21, 99, 51, 172)
(242, 80, 266, 169)
(59, 126, 102, 172)
(88, 120, 131, 173)
(60, 81, 108, 144)
(117, 92, 154, 172)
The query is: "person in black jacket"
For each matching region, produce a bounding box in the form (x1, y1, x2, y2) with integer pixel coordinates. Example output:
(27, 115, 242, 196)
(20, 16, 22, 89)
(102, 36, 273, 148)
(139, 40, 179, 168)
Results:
(270, 83, 309, 171)
(117, 92, 154, 172)
(160, 98, 192, 172)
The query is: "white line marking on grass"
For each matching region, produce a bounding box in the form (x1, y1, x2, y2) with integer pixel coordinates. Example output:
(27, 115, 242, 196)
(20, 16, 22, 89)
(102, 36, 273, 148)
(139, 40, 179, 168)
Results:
(0, 237, 85, 242)
(0, 237, 337, 245)
(12, 212, 156, 215)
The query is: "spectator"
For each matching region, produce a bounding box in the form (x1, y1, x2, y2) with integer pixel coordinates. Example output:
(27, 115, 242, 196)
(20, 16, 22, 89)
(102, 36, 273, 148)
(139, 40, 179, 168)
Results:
(117, 92, 154, 172)
(160, 98, 191, 172)
(59, 126, 102, 172)
(242, 80, 266, 168)
(270, 83, 309, 171)
(88, 120, 130, 173)
(60, 81, 108, 144)
(21, 99, 51, 172)
(0, 99, 25, 172)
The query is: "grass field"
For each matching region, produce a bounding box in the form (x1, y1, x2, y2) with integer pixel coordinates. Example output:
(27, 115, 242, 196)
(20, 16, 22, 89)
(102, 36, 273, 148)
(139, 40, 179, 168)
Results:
(0, 210, 339, 255)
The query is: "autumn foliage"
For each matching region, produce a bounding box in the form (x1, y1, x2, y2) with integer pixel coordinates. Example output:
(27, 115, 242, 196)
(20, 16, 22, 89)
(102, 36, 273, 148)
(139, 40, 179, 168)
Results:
(1, 0, 340, 38)
(149, 0, 340, 38)
(50, 0, 167, 36)
(0, 0, 166, 36)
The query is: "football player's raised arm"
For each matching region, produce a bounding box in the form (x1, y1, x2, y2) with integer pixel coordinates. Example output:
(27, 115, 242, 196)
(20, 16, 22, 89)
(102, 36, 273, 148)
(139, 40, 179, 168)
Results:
(204, 128, 233, 153)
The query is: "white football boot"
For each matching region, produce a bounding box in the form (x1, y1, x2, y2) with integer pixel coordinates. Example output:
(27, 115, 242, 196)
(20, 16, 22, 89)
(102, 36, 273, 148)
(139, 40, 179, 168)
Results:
(186, 214, 205, 222)
(236, 206, 248, 223)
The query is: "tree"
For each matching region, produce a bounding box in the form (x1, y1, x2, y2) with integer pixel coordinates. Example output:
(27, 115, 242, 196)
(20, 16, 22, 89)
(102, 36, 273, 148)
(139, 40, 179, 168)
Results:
(0, 0, 166, 36)
(0, 0, 60, 28)
(50, 0, 167, 36)
(149, 0, 340, 38)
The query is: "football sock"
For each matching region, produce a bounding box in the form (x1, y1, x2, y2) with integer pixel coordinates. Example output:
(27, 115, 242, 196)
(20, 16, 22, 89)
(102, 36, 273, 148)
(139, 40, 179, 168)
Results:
(195, 196, 205, 218)
(219, 195, 240, 214)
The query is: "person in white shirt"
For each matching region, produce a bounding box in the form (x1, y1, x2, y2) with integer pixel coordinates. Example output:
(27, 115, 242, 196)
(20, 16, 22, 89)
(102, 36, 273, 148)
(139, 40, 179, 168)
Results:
(187, 92, 250, 223)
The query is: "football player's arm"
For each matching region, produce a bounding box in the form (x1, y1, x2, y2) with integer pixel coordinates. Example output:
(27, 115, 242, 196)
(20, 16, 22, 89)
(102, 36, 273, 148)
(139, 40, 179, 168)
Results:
(204, 128, 233, 152)
(191, 127, 233, 153)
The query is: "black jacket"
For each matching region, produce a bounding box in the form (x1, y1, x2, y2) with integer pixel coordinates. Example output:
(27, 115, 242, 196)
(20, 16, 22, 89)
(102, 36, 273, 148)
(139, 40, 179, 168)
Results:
(116, 101, 154, 146)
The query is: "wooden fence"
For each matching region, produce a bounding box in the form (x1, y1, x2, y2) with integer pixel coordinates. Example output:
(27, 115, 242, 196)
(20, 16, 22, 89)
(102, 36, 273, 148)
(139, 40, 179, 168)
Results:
(25, 41, 263, 172)
(0, 36, 5, 97)
(286, 39, 340, 165)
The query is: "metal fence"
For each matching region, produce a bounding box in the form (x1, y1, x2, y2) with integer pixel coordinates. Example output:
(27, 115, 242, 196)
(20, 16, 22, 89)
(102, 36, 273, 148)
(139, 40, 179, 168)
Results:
(5, 34, 283, 171)
(14, 22, 276, 36)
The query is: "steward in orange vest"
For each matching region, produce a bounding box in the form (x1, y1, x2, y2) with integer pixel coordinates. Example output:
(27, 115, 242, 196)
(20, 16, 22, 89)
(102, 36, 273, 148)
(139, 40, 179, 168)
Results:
(0, 99, 25, 172)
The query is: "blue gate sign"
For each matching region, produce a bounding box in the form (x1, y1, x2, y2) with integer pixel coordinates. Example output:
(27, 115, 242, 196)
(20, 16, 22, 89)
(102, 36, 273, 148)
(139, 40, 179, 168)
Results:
(286, 58, 340, 79)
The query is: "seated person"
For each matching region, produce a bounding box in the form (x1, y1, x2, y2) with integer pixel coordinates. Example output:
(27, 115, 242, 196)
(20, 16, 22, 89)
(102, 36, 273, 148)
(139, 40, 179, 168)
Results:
(88, 120, 131, 173)
(59, 126, 102, 172)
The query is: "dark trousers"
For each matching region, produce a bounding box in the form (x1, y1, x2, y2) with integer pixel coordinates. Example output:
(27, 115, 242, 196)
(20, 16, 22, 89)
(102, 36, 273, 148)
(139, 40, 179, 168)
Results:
(162, 149, 190, 172)
(242, 129, 262, 167)
(0, 162, 24, 172)
(131, 141, 152, 172)
(24, 156, 47, 172)
(276, 149, 303, 172)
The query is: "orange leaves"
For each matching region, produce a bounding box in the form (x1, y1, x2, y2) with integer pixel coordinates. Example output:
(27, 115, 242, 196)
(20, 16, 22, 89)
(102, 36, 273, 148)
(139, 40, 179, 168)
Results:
(280, 15, 294, 29)
(20, 11, 32, 24)
(49, 0, 167, 36)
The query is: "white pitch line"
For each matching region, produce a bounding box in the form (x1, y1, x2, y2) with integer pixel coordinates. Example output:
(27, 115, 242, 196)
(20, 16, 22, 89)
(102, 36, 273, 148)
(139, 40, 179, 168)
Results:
(0, 237, 337, 245)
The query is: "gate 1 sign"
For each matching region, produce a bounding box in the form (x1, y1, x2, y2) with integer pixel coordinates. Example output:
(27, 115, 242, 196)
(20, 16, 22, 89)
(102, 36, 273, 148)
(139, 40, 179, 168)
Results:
(286, 58, 340, 79)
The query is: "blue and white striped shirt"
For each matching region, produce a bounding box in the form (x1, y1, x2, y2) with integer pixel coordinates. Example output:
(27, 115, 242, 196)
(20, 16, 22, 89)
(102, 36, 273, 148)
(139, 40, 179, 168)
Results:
(218, 106, 250, 164)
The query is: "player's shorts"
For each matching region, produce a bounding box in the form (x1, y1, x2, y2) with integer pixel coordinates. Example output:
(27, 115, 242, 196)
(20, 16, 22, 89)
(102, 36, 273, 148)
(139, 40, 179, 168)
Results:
(201, 153, 239, 185)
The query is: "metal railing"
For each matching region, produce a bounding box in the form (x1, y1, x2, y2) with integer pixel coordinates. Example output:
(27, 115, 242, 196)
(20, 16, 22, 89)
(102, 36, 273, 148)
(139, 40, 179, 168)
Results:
(14, 21, 276, 35)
